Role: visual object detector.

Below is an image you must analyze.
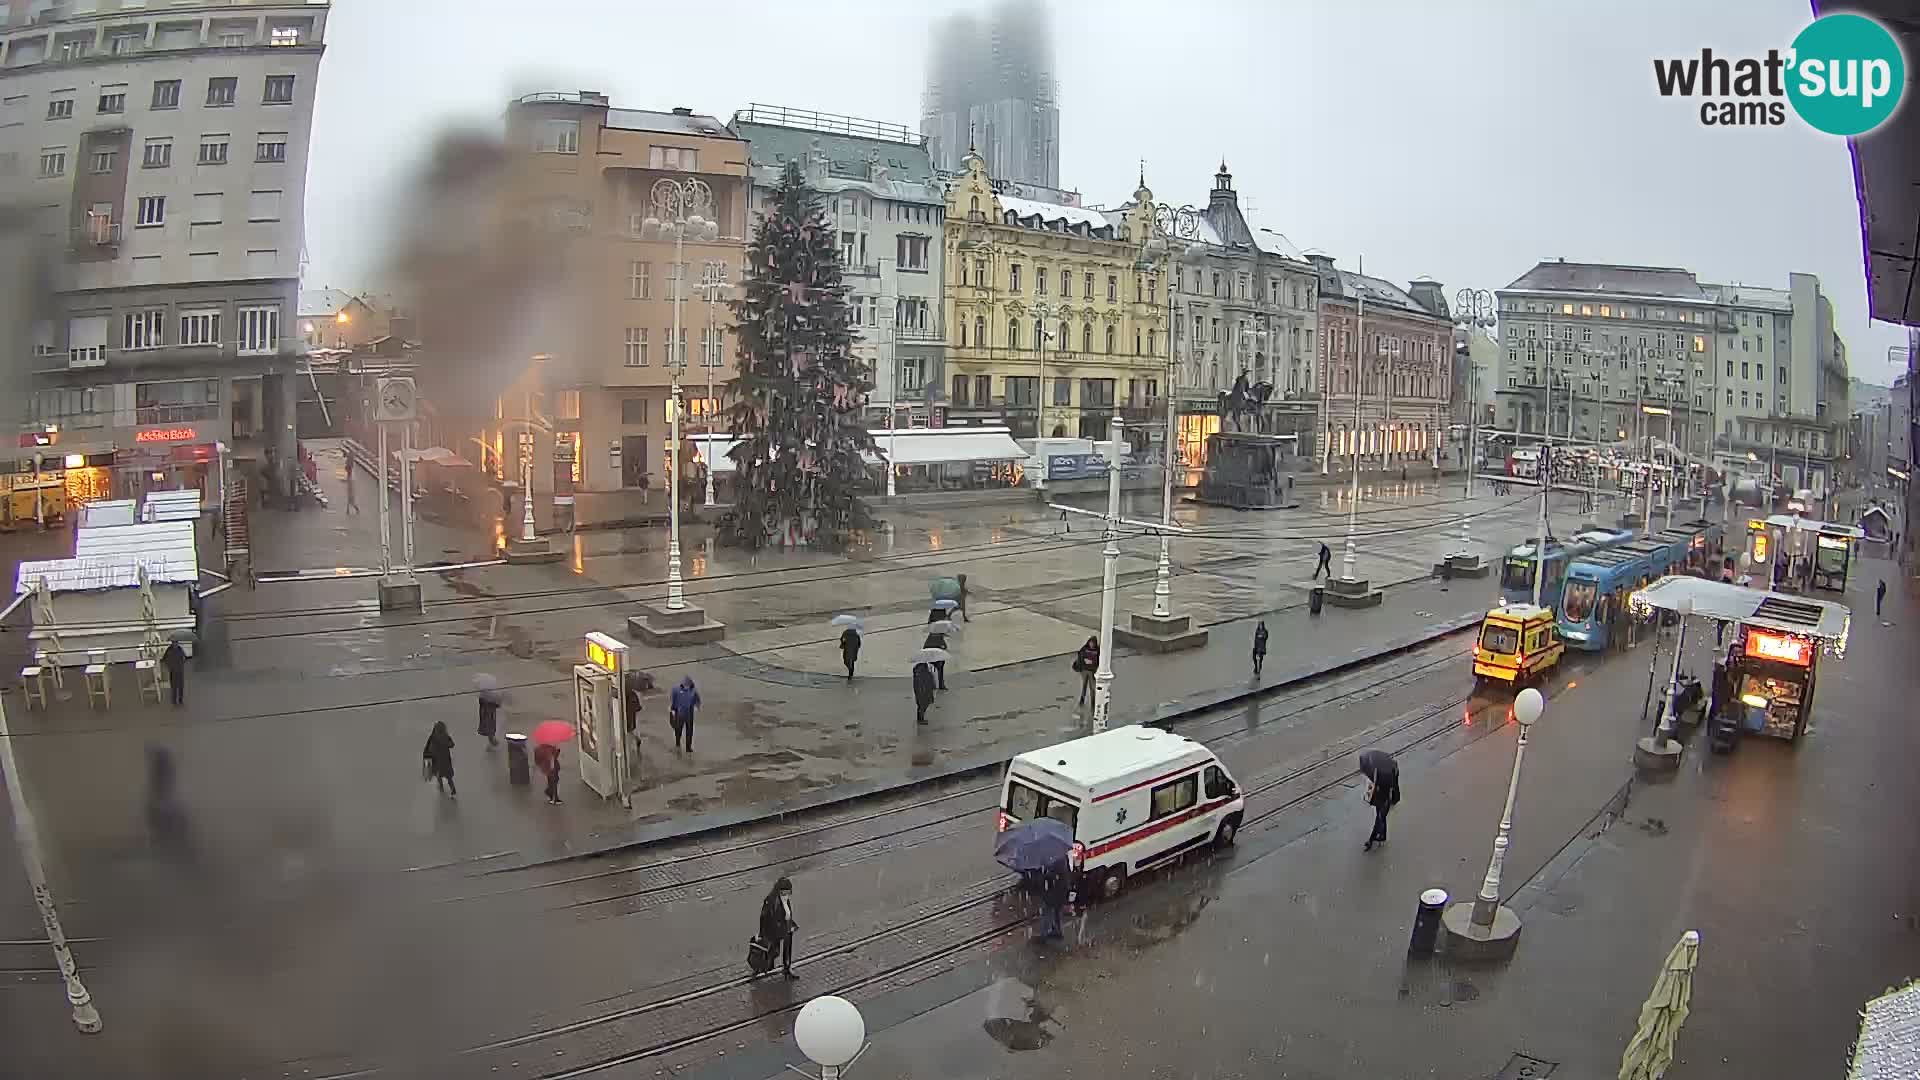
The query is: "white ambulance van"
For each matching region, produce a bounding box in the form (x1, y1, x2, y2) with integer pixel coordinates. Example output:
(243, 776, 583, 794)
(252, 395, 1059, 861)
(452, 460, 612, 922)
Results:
(998, 725, 1244, 901)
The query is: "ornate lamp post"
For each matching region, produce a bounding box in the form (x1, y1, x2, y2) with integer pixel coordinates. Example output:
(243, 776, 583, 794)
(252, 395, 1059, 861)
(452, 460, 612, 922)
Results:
(640, 178, 718, 612)
(1450, 287, 1496, 571)
(1140, 201, 1204, 619)
(698, 260, 728, 508)
(1442, 685, 1543, 959)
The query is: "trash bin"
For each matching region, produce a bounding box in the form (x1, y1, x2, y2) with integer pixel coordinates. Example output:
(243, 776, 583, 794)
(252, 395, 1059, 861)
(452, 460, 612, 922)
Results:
(1309, 586, 1325, 616)
(505, 733, 530, 786)
(1408, 887, 1449, 955)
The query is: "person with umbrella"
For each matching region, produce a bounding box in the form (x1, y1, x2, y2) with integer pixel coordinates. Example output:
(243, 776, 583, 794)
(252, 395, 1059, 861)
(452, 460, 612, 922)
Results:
(422, 720, 456, 798)
(834, 616, 862, 681)
(475, 675, 501, 750)
(924, 623, 951, 691)
(994, 817, 1074, 943)
(161, 637, 188, 706)
(534, 739, 563, 805)
(1358, 749, 1399, 851)
(756, 877, 799, 980)
(912, 660, 936, 726)
(1251, 620, 1269, 678)
(1073, 637, 1099, 707)
(669, 676, 701, 752)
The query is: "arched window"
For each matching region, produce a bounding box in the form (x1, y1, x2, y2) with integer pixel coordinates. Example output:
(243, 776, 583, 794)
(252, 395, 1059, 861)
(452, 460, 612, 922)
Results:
(1009, 319, 1020, 350)
(1033, 318, 1043, 350)
(974, 315, 986, 348)
(1147, 329, 1157, 356)
(969, 195, 979, 215)
(1058, 321, 1069, 348)
(1105, 325, 1116, 354)
(1082, 323, 1093, 353)
(958, 319, 967, 348)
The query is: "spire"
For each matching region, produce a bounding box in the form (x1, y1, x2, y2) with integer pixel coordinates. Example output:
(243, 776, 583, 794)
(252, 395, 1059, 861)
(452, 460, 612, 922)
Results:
(1138, 158, 1145, 190)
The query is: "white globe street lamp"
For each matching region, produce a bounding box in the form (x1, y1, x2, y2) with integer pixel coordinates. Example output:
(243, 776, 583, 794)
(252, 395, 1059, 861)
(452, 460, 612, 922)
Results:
(794, 994, 867, 1079)
(1442, 685, 1541, 960)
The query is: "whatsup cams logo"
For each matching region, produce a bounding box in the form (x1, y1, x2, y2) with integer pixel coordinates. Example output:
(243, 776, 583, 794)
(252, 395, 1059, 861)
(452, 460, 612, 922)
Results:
(1653, 12, 1906, 135)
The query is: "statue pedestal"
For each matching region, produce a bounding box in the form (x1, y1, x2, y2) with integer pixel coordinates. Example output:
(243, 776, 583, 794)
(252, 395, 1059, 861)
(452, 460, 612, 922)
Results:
(1194, 431, 1301, 510)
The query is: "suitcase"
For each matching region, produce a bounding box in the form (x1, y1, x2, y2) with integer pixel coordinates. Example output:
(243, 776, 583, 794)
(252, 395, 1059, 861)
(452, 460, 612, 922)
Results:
(747, 936, 774, 976)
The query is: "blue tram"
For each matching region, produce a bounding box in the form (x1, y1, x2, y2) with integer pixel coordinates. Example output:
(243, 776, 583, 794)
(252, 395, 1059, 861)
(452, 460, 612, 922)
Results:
(1558, 520, 1724, 650)
(1497, 526, 1638, 611)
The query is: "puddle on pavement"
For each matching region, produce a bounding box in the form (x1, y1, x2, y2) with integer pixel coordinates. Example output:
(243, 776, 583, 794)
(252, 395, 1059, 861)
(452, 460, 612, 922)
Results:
(980, 978, 1062, 1051)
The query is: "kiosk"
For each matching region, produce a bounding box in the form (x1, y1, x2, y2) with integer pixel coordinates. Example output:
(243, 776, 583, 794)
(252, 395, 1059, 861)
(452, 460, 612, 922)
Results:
(1630, 575, 1849, 745)
(572, 632, 631, 803)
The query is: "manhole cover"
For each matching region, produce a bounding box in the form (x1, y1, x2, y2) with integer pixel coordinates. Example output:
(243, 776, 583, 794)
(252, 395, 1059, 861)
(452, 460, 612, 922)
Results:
(1494, 1053, 1557, 1079)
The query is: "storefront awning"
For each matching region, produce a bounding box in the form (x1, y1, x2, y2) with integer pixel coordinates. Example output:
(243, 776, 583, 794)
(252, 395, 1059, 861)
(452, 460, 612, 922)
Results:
(1763, 514, 1864, 539)
(1629, 575, 1851, 643)
(690, 428, 1030, 475)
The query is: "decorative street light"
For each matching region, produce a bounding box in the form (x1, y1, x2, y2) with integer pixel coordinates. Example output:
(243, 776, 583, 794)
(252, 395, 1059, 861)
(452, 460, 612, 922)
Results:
(1139, 200, 1205, 619)
(794, 995, 867, 1079)
(698, 260, 729, 509)
(1442, 684, 1542, 959)
(1453, 288, 1496, 558)
(640, 178, 719, 612)
(1340, 259, 1370, 583)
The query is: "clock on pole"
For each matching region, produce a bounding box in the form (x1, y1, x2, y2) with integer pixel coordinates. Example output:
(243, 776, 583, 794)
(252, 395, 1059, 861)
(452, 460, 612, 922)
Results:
(375, 377, 417, 422)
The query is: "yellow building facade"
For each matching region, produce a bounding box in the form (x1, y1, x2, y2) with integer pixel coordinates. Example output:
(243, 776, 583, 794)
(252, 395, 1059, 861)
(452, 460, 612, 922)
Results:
(942, 152, 1167, 440)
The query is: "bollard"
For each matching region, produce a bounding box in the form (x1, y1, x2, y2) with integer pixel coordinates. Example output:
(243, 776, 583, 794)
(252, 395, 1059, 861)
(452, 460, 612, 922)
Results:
(1309, 586, 1325, 616)
(505, 733, 531, 786)
(1408, 887, 1449, 955)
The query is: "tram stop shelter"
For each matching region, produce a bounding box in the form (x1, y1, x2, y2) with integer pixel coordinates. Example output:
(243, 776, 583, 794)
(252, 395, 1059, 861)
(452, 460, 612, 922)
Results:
(1630, 575, 1850, 743)
(1761, 514, 1865, 593)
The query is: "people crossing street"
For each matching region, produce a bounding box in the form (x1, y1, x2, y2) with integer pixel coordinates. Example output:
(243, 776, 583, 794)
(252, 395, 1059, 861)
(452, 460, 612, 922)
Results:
(1314, 542, 1333, 580)
(1251, 620, 1269, 677)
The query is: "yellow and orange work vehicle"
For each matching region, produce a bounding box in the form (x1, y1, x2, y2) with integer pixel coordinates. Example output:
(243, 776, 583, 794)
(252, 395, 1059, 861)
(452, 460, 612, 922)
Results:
(1471, 603, 1564, 689)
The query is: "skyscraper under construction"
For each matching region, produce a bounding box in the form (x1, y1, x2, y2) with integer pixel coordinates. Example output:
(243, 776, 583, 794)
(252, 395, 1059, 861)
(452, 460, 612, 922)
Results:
(921, 0, 1060, 189)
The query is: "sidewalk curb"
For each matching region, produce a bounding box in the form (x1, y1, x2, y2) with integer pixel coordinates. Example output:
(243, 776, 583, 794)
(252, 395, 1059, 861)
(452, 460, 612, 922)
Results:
(488, 611, 1483, 874)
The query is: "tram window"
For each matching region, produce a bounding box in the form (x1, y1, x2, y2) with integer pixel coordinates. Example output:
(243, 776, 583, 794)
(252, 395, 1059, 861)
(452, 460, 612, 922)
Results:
(1564, 581, 1597, 621)
(1480, 625, 1520, 654)
(1501, 559, 1534, 591)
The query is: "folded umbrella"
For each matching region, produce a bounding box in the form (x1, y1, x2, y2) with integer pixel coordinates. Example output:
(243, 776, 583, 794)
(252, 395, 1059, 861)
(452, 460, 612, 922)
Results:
(993, 817, 1074, 873)
(1619, 930, 1700, 1080)
(531, 720, 575, 747)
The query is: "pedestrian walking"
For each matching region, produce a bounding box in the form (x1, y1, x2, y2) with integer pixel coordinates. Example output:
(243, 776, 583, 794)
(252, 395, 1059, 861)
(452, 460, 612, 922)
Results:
(924, 627, 949, 690)
(476, 687, 500, 749)
(144, 745, 191, 861)
(1877, 578, 1887, 618)
(839, 625, 861, 681)
(1358, 748, 1399, 852)
(669, 675, 701, 752)
(500, 484, 513, 521)
(757, 877, 800, 980)
(624, 674, 643, 763)
(345, 464, 359, 516)
(912, 661, 936, 726)
(1032, 857, 1069, 943)
(422, 720, 456, 798)
(535, 741, 562, 804)
(1073, 636, 1099, 707)
(1313, 542, 1332, 580)
(160, 638, 187, 706)
(955, 573, 970, 622)
(1251, 620, 1269, 677)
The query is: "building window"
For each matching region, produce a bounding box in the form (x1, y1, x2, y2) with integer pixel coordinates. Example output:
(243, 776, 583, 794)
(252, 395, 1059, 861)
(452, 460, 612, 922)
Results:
(535, 119, 578, 155)
(896, 234, 928, 270)
(219, 32, 246, 47)
(1080, 378, 1116, 409)
(674, 328, 688, 367)
(1691, 335, 1705, 353)
(237, 306, 279, 355)
(1104, 324, 1116, 354)
(206, 77, 237, 107)
(197, 137, 229, 166)
(142, 138, 172, 169)
(136, 195, 165, 226)
(621, 398, 648, 425)
(89, 149, 116, 174)
(1060, 268, 1071, 296)
(123, 310, 165, 351)
(1008, 319, 1021, 350)
(1036, 266, 1048, 295)
(951, 374, 970, 407)
(262, 75, 296, 105)
(256, 134, 287, 163)
(97, 91, 125, 114)
(974, 315, 985, 348)
(270, 25, 301, 46)
(629, 261, 651, 300)
(1147, 329, 1157, 355)
(46, 97, 73, 121)
(151, 80, 181, 109)
(38, 148, 66, 177)
(180, 310, 220, 346)
(624, 327, 649, 367)
(701, 327, 723, 367)
(1084, 272, 1094, 299)
(1082, 323, 1093, 352)
(1009, 264, 1022, 293)
(1105, 275, 1117, 302)
(1032, 317, 1042, 350)
(648, 146, 698, 171)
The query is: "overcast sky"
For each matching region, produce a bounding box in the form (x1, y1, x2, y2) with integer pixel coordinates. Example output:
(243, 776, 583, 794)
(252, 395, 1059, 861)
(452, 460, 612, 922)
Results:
(304, 0, 1909, 384)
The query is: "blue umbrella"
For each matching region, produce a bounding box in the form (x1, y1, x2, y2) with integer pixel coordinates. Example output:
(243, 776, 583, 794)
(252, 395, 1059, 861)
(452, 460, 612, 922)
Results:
(993, 816, 1074, 872)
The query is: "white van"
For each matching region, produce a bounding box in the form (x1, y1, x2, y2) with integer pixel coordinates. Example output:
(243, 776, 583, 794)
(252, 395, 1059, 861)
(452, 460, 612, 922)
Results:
(998, 726, 1244, 901)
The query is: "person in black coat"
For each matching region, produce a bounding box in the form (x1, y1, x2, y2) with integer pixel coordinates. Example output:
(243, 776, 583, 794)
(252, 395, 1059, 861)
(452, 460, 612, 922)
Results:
(476, 689, 500, 749)
(1251, 620, 1269, 677)
(423, 721, 456, 797)
(839, 626, 861, 681)
(912, 662, 936, 725)
(160, 639, 187, 706)
(1358, 749, 1398, 851)
(923, 628, 948, 690)
(757, 877, 799, 980)
(1033, 857, 1069, 942)
(1073, 637, 1099, 707)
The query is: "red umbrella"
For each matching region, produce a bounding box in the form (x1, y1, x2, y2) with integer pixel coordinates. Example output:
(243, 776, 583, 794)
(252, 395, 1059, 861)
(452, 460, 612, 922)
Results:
(530, 720, 575, 747)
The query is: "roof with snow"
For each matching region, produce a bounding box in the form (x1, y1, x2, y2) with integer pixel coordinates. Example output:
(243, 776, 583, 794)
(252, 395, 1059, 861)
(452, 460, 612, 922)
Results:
(999, 194, 1113, 235)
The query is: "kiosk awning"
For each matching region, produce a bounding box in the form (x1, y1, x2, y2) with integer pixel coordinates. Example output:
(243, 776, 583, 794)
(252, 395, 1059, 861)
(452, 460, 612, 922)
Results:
(1629, 575, 1851, 645)
(1763, 514, 1865, 540)
(865, 427, 1028, 467)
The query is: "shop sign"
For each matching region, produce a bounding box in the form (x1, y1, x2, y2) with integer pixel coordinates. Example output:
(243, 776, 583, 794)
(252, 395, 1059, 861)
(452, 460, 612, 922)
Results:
(1047, 454, 1109, 482)
(1816, 535, 1849, 551)
(1744, 629, 1813, 666)
(135, 427, 198, 444)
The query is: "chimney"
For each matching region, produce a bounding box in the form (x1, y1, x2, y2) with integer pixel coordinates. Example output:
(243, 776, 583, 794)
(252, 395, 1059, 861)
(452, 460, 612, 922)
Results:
(671, 106, 694, 116)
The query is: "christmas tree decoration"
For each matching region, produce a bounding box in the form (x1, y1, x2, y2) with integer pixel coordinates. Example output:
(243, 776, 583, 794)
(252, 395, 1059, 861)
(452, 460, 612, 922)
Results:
(721, 161, 878, 549)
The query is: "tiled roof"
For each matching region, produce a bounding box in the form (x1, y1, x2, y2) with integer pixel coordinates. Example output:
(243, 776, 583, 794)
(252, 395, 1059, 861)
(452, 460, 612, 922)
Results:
(1504, 261, 1709, 301)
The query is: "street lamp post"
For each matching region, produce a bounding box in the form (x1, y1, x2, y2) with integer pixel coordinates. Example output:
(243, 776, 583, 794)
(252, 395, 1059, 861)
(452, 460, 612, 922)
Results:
(699, 262, 727, 509)
(0, 693, 101, 1033)
(1441, 684, 1542, 959)
(1453, 288, 1496, 560)
(794, 995, 867, 1080)
(1142, 201, 1205, 621)
(1093, 420, 1123, 729)
(1341, 259, 1368, 582)
(642, 178, 719, 612)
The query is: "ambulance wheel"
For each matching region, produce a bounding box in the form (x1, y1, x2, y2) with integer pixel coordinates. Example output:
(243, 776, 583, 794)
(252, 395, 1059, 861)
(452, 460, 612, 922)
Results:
(1214, 816, 1240, 848)
(1093, 865, 1127, 901)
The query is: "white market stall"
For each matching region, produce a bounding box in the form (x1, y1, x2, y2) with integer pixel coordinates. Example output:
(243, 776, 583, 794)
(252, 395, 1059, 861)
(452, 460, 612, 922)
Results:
(15, 521, 199, 666)
(691, 427, 1031, 493)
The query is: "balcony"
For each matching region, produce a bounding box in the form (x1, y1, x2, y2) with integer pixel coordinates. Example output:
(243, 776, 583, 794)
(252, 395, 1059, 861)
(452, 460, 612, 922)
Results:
(71, 220, 120, 250)
(895, 322, 944, 342)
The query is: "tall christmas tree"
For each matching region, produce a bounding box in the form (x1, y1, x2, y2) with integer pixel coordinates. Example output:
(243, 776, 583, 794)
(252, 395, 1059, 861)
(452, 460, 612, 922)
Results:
(722, 162, 878, 549)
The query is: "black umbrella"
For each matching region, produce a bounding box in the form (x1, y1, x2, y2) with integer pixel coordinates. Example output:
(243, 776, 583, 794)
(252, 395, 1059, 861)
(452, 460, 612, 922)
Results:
(1357, 749, 1398, 784)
